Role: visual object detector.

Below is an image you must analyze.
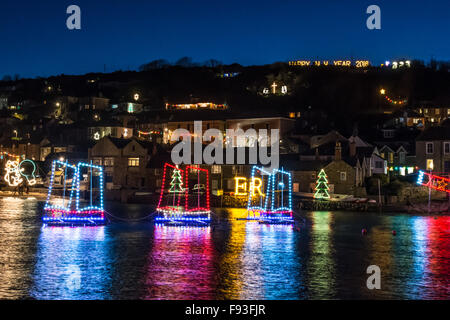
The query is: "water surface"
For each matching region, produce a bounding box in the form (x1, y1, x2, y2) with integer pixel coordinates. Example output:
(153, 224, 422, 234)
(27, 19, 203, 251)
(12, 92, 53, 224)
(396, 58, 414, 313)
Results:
(0, 197, 448, 299)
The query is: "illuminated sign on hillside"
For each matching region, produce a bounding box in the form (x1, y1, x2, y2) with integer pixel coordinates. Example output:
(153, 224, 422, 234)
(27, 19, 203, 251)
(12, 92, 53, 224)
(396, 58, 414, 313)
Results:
(289, 60, 370, 68)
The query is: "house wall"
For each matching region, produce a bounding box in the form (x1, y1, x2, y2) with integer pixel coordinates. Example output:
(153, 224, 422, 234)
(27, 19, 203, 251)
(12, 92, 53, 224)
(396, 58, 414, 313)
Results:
(416, 140, 450, 172)
(324, 160, 356, 195)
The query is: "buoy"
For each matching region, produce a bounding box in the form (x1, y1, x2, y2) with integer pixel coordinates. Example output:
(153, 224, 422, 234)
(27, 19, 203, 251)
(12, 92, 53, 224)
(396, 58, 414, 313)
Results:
(362, 228, 367, 235)
(392, 230, 396, 236)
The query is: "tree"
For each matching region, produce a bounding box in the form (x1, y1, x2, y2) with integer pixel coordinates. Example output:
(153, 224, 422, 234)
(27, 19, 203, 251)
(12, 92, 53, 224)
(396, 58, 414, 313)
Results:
(168, 167, 183, 193)
(139, 59, 170, 71)
(314, 169, 330, 199)
(175, 56, 194, 67)
(204, 59, 222, 68)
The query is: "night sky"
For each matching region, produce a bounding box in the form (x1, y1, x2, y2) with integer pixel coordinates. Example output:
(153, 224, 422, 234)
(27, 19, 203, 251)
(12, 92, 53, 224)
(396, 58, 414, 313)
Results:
(0, 0, 449, 78)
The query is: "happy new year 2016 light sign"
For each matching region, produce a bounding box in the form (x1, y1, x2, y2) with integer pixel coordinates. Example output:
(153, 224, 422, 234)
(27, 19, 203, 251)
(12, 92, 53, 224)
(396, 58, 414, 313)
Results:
(417, 170, 450, 193)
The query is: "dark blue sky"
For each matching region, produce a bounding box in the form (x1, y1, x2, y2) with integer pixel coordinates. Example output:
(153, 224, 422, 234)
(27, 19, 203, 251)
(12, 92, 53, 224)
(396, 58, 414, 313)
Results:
(0, 0, 449, 78)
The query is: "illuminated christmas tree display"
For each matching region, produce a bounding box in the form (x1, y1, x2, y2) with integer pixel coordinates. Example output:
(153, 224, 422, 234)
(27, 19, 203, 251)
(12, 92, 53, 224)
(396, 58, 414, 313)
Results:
(155, 163, 211, 226)
(168, 167, 183, 193)
(314, 169, 331, 200)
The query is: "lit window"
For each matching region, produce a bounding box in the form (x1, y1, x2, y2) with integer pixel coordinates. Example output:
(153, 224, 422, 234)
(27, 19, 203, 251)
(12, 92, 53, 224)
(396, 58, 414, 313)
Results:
(340, 172, 347, 181)
(426, 142, 434, 154)
(92, 158, 102, 165)
(211, 165, 221, 174)
(426, 159, 434, 170)
(104, 157, 114, 166)
(128, 158, 139, 167)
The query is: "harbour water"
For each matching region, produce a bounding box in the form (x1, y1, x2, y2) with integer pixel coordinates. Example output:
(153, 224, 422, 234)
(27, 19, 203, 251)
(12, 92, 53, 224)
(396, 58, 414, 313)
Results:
(0, 197, 448, 299)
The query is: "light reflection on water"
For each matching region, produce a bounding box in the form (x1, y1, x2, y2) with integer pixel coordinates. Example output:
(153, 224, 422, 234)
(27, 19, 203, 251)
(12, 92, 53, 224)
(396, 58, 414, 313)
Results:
(0, 198, 449, 299)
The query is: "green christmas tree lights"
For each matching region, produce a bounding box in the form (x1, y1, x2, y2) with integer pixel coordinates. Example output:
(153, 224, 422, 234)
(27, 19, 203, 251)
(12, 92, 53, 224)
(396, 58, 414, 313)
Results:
(168, 167, 183, 193)
(314, 169, 330, 199)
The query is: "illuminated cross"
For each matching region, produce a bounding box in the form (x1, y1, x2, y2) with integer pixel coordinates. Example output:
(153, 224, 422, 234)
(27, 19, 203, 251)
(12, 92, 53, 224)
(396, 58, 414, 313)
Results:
(271, 82, 277, 94)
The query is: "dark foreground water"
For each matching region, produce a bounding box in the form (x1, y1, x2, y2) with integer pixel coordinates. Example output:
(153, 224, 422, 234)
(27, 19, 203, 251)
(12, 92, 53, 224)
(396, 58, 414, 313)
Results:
(0, 197, 449, 300)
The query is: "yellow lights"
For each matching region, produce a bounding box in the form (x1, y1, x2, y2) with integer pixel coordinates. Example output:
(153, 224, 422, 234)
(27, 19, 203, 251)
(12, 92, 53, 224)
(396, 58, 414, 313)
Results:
(4, 160, 22, 187)
(380, 88, 386, 95)
(55, 102, 60, 107)
(427, 159, 434, 170)
(165, 102, 228, 110)
(94, 132, 100, 140)
(134, 93, 139, 101)
(234, 177, 247, 196)
(271, 82, 277, 94)
(289, 60, 370, 68)
(249, 177, 263, 196)
(234, 177, 264, 196)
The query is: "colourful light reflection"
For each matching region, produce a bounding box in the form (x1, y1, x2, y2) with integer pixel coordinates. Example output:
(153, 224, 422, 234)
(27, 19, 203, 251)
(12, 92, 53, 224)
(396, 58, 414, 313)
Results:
(30, 226, 112, 300)
(143, 224, 215, 299)
(307, 211, 336, 298)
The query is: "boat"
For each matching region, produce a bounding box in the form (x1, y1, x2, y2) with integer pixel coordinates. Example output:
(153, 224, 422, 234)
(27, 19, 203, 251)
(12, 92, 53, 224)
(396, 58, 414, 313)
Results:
(246, 166, 295, 224)
(42, 160, 107, 226)
(154, 163, 211, 226)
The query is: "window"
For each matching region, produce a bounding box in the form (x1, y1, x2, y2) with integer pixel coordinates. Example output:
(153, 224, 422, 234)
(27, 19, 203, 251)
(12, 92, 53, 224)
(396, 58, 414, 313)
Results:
(340, 172, 347, 181)
(444, 142, 450, 154)
(211, 165, 221, 174)
(189, 165, 200, 173)
(383, 130, 394, 138)
(399, 152, 406, 164)
(104, 157, 114, 166)
(435, 108, 440, 115)
(232, 165, 243, 174)
(375, 161, 383, 169)
(426, 159, 434, 170)
(92, 157, 102, 165)
(389, 153, 394, 164)
(426, 142, 434, 154)
(128, 158, 139, 167)
(293, 183, 299, 192)
(154, 168, 161, 175)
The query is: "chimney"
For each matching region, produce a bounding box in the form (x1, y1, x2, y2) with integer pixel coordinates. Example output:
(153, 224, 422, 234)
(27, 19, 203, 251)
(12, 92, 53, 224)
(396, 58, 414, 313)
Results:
(335, 142, 342, 161)
(349, 138, 356, 157)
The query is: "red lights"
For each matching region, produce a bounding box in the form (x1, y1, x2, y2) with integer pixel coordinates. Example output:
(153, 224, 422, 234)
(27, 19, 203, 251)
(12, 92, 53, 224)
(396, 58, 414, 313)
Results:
(156, 163, 211, 214)
(418, 171, 450, 193)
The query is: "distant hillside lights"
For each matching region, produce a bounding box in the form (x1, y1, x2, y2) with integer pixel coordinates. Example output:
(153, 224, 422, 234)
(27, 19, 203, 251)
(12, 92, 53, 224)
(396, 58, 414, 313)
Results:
(165, 102, 228, 110)
(289, 60, 370, 68)
(262, 82, 288, 95)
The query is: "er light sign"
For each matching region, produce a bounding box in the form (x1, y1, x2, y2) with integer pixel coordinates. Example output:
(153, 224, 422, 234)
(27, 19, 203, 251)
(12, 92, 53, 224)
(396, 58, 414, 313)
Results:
(234, 177, 264, 196)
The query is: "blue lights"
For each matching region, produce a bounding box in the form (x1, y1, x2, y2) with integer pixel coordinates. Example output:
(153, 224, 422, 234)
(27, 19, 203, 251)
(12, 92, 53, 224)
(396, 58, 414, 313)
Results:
(43, 160, 106, 226)
(417, 170, 425, 185)
(246, 166, 294, 224)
